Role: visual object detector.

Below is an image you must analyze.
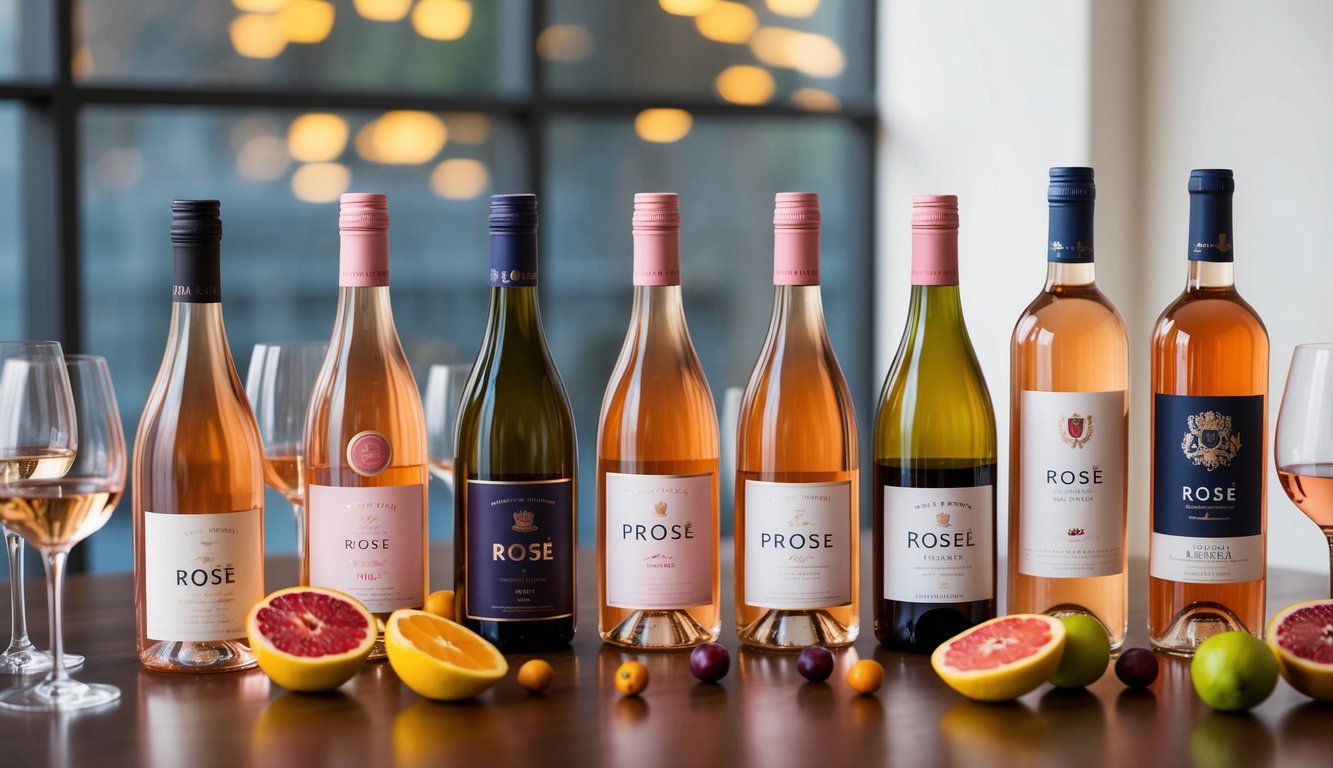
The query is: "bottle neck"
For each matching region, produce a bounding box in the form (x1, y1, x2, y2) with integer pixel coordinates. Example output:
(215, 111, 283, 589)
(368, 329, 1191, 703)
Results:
(1046, 198, 1095, 288)
(632, 231, 680, 286)
(629, 285, 687, 337)
(1045, 260, 1097, 288)
(1186, 260, 1235, 290)
(172, 243, 222, 303)
(910, 229, 958, 286)
(339, 230, 389, 287)
(773, 229, 820, 285)
(769, 284, 828, 342)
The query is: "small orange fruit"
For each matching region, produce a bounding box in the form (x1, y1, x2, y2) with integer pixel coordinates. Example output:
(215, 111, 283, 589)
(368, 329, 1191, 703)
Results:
(518, 659, 554, 693)
(847, 659, 885, 695)
(614, 660, 650, 696)
(423, 590, 455, 620)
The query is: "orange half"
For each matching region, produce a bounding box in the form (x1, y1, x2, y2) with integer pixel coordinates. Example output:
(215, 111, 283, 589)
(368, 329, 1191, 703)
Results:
(385, 609, 508, 700)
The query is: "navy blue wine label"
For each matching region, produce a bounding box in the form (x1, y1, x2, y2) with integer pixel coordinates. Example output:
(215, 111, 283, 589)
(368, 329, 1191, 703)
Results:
(465, 478, 573, 621)
(172, 244, 222, 303)
(1188, 171, 1235, 263)
(488, 233, 538, 287)
(1151, 393, 1264, 583)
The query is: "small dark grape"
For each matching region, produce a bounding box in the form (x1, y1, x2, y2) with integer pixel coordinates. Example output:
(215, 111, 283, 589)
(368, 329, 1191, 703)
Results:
(689, 643, 731, 683)
(797, 645, 835, 683)
(1115, 647, 1160, 688)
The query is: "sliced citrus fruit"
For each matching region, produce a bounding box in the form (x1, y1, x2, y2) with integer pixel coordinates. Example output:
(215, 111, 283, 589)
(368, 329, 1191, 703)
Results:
(246, 586, 376, 692)
(1266, 598, 1333, 702)
(930, 614, 1066, 702)
(385, 609, 508, 700)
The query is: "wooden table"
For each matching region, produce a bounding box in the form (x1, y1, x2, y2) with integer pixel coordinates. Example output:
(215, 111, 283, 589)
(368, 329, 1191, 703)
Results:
(3, 544, 1331, 768)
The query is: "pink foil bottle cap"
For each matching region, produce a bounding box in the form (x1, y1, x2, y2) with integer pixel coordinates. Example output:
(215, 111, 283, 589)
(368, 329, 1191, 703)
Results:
(632, 193, 681, 233)
(911, 195, 959, 230)
(773, 192, 821, 230)
(339, 192, 390, 232)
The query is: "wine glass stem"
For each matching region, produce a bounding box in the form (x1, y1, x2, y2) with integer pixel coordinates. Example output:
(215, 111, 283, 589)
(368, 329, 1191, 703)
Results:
(43, 548, 71, 687)
(292, 501, 306, 562)
(1326, 533, 1333, 599)
(4, 529, 33, 654)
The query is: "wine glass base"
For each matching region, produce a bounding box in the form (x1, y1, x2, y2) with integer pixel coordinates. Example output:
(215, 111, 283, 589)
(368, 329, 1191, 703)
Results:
(1, 649, 85, 675)
(0, 678, 120, 712)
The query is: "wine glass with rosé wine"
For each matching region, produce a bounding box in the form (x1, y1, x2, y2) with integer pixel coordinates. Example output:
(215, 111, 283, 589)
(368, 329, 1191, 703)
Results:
(0, 355, 125, 711)
(1276, 343, 1333, 597)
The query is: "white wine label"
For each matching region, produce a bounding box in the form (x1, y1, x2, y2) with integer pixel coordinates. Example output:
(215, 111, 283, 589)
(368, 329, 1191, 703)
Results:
(1150, 533, 1264, 583)
(144, 509, 264, 642)
(882, 485, 993, 603)
(308, 483, 426, 613)
(1018, 390, 1126, 578)
(744, 480, 852, 609)
(605, 472, 714, 610)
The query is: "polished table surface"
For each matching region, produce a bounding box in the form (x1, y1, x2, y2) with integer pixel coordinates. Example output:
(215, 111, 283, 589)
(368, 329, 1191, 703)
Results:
(3, 543, 1331, 768)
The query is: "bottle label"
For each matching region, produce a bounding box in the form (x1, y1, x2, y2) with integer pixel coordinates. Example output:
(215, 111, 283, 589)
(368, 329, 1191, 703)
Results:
(1150, 393, 1264, 583)
(1018, 390, 1126, 578)
(346, 431, 392, 477)
(307, 483, 426, 612)
(743, 480, 852, 609)
(143, 508, 264, 642)
(489, 233, 538, 287)
(339, 233, 389, 287)
(604, 472, 714, 609)
(465, 478, 574, 621)
(881, 484, 993, 602)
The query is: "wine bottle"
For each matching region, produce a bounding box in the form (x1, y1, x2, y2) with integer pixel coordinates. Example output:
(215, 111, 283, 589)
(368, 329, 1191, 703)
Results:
(133, 200, 266, 672)
(454, 194, 577, 651)
(1009, 168, 1129, 648)
(735, 192, 859, 650)
(303, 193, 428, 658)
(596, 193, 720, 648)
(1149, 169, 1267, 653)
(873, 194, 996, 653)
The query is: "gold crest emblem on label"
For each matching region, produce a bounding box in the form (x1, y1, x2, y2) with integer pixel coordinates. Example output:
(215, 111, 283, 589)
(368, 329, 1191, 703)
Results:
(1181, 410, 1241, 471)
(1059, 412, 1093, 448)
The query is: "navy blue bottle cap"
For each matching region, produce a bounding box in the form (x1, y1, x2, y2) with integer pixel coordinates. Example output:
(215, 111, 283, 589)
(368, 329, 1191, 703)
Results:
(170, 200, 222, 244)
(1048, 167, 1095, 204)
(1189, 169, 1234, 194)
(489, 194, 539, 234)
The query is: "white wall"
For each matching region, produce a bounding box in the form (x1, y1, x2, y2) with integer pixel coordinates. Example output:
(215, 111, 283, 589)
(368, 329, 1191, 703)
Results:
(877, 0, 1332, 578)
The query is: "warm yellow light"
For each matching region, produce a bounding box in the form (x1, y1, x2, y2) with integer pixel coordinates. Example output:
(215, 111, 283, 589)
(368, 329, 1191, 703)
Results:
(536, 24, 594, 62)
(356, 111, 448, 164)
(412, 0, 472, 41)
(72, 45, 95, 79)
(281, 0, 335, 44)
(230, 13, 288, 59)
(431, 159, 490, 199)
(354, 0, 412, 22)
(715, 65, 774, 105)
(292, 162, 351, 203)
(694, 2, 758, 44)
(790, 87, 840, 111)
(445, 113, 493, 144)
(287, 113, 349, 163)
(659, 0, 717, 17)
(233, 0, 287, 12)
(765, 0, 820, 18)
(236, 136, 291, 182)
(634, 109, 694, 143)
(750, 27, 844, 78)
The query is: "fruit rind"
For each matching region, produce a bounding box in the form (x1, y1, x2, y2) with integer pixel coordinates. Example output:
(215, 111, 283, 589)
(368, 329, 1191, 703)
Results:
(385, 609, 508, 701)
(930, 614, 1067, 702)
(1266, 599, 1333, 702)
(1050, 614, 1111, 689)
(246, 586, 377, 692)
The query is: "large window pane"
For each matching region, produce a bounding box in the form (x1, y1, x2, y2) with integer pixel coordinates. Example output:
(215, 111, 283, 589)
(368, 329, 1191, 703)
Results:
(0, 104, 20, 338)
(544, 0, 872, 107)
(76, 0, 520, 95)
(544, 114, 873, 533)
(0, 0, 53, 81)
(79, 105, 524, 571)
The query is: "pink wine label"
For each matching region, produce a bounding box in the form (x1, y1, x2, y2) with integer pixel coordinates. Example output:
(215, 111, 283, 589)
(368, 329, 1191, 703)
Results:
(338, 233, 389, 287)
(307, 483, 426, 613)
(910, 230, 959, 285)
(773, 230, 821, 285)
(346, 431, 392, 477)
(632, 232, 681, 286)
(605, 472, 714, 610)
(743, 480, 852, 609)
(143, 509, 264, 642)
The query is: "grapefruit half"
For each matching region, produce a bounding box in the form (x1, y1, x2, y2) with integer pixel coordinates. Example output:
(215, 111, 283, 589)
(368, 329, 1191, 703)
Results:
(1266, 598, 1333, 702)
(931, 614, 1067, 702)
(247, 586, 376, 692)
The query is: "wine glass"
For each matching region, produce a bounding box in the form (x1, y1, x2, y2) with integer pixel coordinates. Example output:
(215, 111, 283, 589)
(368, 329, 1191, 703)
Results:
(424, 363, 471, 493)
(1276, 342, 1333, 597)
(0, 355, 124, 711)
(245, 341, 326, 560)
(0, 340, 78, 675)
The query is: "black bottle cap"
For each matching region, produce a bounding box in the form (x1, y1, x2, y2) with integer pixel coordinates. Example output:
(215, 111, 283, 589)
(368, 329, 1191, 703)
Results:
(170, 200, 222, 244)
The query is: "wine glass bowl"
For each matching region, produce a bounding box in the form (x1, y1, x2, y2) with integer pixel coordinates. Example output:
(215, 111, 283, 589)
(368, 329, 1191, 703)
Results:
(1275, 342, 1333, 597)
(0, 355, 125, 711)
(424, 363, 471, 492)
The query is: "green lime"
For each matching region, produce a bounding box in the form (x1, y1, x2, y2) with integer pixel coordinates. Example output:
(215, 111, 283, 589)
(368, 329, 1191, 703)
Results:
(1049, 614, 1111, 688)
(1190, 631, 1279, 711)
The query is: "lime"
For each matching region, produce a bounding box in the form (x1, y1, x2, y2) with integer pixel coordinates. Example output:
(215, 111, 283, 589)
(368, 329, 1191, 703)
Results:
(1049, 614, 1111, 688)
(1190, 631, 1279, 711)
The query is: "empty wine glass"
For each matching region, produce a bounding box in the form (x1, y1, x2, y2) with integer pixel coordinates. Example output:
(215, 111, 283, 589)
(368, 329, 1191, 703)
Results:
(424, 363, 471, 493)
(0, 340, 78, 675)
(245, 341, 326, 559)
(0, 355, 124, 711)
(1276, 343, 1333, 597)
